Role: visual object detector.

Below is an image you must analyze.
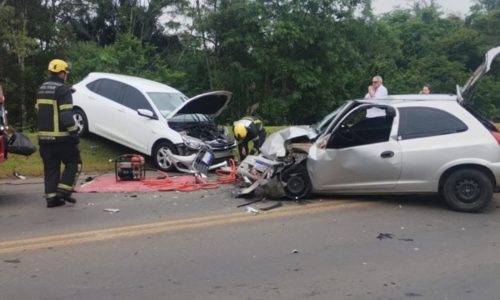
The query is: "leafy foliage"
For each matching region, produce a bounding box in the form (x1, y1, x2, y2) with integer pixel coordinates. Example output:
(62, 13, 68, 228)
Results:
(0, 0, 499, 128)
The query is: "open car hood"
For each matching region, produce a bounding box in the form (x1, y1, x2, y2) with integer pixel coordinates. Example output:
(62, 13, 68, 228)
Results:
(261, 126, 318, 159)
(458, 46, 500, 102)
(170, 91, 232, 119)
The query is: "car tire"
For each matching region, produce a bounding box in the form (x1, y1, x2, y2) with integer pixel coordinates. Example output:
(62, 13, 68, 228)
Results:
(152, 141, 177, 172)
(282, 164, 311, 200)
(443, 168, 493, 213)
(73, 108, 89, 137)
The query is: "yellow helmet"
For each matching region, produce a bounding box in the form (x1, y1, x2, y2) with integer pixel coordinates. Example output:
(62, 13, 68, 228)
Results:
(234, 123, 247, 140)
(48, 59, 70, 73)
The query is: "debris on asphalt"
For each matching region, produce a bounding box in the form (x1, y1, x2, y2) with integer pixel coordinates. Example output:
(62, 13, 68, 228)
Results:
(292, 249, 299, 254)
(103, 208, 120, 213)
(259, 202, 282, 211)
(3, 258, 21, 264)
(376, 233, 394, 240)
(237, 199, 262, 208)
(13, 171, 26, 180)
(398, 238, 414, 242)
(246, 206, 260, 214)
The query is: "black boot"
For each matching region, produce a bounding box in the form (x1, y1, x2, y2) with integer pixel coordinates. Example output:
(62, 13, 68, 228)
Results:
(57, 193, 77, 204)
(46, 197, 66, 208)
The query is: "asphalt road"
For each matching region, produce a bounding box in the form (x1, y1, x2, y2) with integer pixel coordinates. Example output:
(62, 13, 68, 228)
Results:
(1, 173, 500, 300)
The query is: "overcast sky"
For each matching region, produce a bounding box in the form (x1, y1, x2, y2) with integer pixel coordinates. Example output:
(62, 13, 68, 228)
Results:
(372, 0, 475, 16)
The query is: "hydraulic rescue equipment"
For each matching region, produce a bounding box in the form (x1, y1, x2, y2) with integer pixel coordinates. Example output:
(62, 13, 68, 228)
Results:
(114, 154, 146, 181)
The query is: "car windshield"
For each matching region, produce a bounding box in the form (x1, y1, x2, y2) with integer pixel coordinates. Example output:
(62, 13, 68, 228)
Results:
(147, 92, 189, 117)
(311, 102, 349, 134)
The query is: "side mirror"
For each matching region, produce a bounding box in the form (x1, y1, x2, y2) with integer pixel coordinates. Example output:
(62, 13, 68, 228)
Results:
(137, 109, 158, 120)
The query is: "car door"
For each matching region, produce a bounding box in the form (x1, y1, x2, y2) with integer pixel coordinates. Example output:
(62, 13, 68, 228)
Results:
(85, 79, 123, 139)
(308, 104, 402, 192)
(395, 106, 470, 192)
(114, 84, 158, 153)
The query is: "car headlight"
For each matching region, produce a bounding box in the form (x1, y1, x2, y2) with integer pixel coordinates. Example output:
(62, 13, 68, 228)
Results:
(182, 135, 205, 150)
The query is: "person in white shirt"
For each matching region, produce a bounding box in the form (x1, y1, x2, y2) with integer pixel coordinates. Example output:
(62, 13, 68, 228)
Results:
(365, 75, 388, 99)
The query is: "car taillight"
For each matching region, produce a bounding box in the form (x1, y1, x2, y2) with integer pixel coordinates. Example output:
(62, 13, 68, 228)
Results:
(490, 131, 500, 145)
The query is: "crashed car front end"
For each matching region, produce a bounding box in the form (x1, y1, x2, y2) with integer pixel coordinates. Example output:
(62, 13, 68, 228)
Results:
(236, 126, 318, 199)
(168, 117, 236, 161)
(236, 103, 349, 199)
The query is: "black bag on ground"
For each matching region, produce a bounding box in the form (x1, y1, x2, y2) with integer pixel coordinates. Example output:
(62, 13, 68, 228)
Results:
(8, 132, 37, 156)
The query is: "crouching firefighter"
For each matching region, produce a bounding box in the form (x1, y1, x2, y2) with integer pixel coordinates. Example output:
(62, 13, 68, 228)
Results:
(233, 117, 266, 161)
(36, 59, 82, 208)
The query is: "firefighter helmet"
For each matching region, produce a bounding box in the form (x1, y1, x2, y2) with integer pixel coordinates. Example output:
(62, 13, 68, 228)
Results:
(234, 123, 247, 140)
(48, 59, 70, 73)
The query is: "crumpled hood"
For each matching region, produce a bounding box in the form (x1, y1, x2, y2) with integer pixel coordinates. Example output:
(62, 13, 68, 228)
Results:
(261, 126, 318, 159)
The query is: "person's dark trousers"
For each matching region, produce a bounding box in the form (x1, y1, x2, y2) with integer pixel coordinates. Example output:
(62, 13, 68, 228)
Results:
(39, 142, 82, 200)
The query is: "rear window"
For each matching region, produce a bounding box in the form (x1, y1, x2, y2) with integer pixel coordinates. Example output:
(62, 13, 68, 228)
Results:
(398, 107, 468, 140)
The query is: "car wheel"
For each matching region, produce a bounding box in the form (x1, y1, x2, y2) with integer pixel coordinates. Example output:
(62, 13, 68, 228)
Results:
(153, 141, 177, 172)
(73, 108, 88, 137)
(443, 168, 493, 213)
(282, 164, 311, 200)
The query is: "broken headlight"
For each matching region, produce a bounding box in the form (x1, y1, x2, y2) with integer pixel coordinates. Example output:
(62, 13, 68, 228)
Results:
(182, 135, 205, 150)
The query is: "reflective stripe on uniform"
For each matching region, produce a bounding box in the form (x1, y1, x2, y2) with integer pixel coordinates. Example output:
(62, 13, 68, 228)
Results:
(57, 183, 73, 191)
(59, 104, 73, 110)
(38, 131, 69, 137)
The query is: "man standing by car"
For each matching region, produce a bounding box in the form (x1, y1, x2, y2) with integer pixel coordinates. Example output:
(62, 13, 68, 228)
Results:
(36, 59, 81, 208)
(233, 117, 266, 161)
(365, 75, 388, 99)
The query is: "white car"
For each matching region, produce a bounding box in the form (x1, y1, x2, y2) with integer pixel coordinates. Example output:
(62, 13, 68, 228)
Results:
(72, 72, 236, 171)
(238, 46, 500, 212)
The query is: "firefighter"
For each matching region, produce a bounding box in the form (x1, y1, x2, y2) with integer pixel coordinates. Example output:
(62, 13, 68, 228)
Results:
(233, 117, 266, 161)
(36, 59, 82, 208)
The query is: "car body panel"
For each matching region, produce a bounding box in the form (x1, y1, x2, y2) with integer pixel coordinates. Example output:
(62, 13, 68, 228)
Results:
(309, 138, 402, 192)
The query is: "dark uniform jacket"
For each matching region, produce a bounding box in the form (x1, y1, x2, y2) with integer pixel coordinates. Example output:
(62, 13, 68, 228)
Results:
(36, 76, 78, 144)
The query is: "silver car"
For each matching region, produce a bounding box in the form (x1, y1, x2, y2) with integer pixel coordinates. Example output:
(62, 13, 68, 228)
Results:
(238, 46, 500, 212)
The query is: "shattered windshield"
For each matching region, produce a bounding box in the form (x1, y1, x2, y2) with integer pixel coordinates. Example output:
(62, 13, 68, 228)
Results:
(147, 92, 189, 117)
(312, 102, 349, 134)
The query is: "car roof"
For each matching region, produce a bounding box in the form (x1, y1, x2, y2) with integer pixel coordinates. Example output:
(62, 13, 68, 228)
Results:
(356, 94, 458, 105)
(84, 72, 182, 93)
